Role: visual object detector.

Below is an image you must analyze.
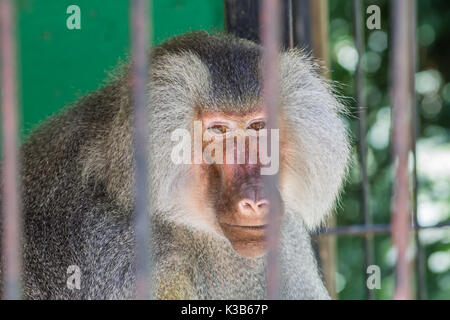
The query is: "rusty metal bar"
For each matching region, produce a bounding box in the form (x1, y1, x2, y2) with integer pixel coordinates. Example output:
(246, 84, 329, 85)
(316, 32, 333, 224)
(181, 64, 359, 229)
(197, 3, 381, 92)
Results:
(292, 0, 312, 51)
(305, 0, 336, 298)
(286, 0, 294, 49)
(409, 1, 426, 300)
(352, 0, 375, 300)
(224, 0, 293, 49)
(318, 221, 450, 236)
(224, 0, 260, 43)
(130, 0, 152, 300)
(0, 0, 22, 300)
(390, 0, 414, 300)
(310, 0, 330, 70)
(259, 0, 282, 300)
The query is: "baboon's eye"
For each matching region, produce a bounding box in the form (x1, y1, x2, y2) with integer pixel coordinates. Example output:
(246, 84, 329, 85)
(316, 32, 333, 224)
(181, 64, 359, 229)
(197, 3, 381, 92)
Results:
(208, 124, 229, 135)
(247, 121, 266, 131)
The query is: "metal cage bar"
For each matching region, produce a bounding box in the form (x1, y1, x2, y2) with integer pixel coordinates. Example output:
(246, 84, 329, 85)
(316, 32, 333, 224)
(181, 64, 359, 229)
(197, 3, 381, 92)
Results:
(0, 0, 22, 300)
(224, 0, 293, 49)
(390, 0, 415, 300)
(224, 0, 260, 43)
(259, 0, 282, 300)
(292, 0, 312, 51)
(352, 0, 375, 300)
(130, 0, 152, 300)
(319, 221, 450, 236)
(286, 0, 294, 49)
(309, 0, 337, 298)
(409, 0, 427, 300)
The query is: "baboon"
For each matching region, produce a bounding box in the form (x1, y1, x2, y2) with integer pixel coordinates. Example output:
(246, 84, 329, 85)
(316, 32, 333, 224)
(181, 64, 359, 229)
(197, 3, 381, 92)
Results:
(0, 32, 350, 299)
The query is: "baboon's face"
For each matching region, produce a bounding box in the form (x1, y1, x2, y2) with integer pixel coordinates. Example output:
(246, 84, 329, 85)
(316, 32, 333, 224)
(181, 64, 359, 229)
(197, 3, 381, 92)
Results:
(200, 110, 283, 258)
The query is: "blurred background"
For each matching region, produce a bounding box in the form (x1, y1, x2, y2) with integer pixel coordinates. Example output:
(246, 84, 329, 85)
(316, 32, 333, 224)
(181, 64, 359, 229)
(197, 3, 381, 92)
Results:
(10, 0, 450, 299)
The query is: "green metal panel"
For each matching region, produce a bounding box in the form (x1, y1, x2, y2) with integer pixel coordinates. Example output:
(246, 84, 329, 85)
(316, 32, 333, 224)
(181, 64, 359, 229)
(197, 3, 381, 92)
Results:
(16, 0, 224, 136)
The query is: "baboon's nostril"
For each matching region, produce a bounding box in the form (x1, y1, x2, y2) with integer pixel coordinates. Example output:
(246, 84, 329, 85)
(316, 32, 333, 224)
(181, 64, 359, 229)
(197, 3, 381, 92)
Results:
(238, 199, 269, 216)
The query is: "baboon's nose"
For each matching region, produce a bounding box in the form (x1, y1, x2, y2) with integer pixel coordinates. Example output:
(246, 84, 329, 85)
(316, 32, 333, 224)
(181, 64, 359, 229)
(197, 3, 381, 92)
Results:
(238, 198, 269, 217)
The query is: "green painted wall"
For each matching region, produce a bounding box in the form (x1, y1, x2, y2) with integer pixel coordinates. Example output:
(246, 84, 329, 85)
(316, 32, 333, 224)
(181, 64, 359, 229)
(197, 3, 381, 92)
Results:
(16, 0, 224, 136)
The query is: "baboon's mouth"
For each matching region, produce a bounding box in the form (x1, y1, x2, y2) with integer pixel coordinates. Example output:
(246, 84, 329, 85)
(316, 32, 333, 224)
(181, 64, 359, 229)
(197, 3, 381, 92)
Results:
(219, 222, 267, 258)
(220, 222, 267, 230)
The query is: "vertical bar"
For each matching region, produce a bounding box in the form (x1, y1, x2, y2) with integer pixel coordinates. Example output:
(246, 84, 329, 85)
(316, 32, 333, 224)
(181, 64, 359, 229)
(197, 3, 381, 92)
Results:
(352, 0, 375, 300)
(310, 0, 330, 70)
(308, 0, 336, 298)
(0, 0, 22, 300)
(390, 0, 414, 300)
(224, 0, 293, 49)
(224, 0, 260, 43)
(259, 0, 282, 300)
(130, 0, 152, 300)
(286, 0, 294, 49)
(292, 0, 312, 51)
(409, 1, 426, 300)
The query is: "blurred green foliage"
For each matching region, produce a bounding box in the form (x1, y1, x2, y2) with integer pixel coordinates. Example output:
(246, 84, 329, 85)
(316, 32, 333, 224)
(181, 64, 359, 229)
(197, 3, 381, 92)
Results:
(330, 0, 450, 299)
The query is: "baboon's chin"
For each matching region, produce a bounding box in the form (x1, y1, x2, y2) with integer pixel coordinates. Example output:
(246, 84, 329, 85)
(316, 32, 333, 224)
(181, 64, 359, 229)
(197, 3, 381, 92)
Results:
(220, 223, 267, 258)
(232, 241, 266, 258)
